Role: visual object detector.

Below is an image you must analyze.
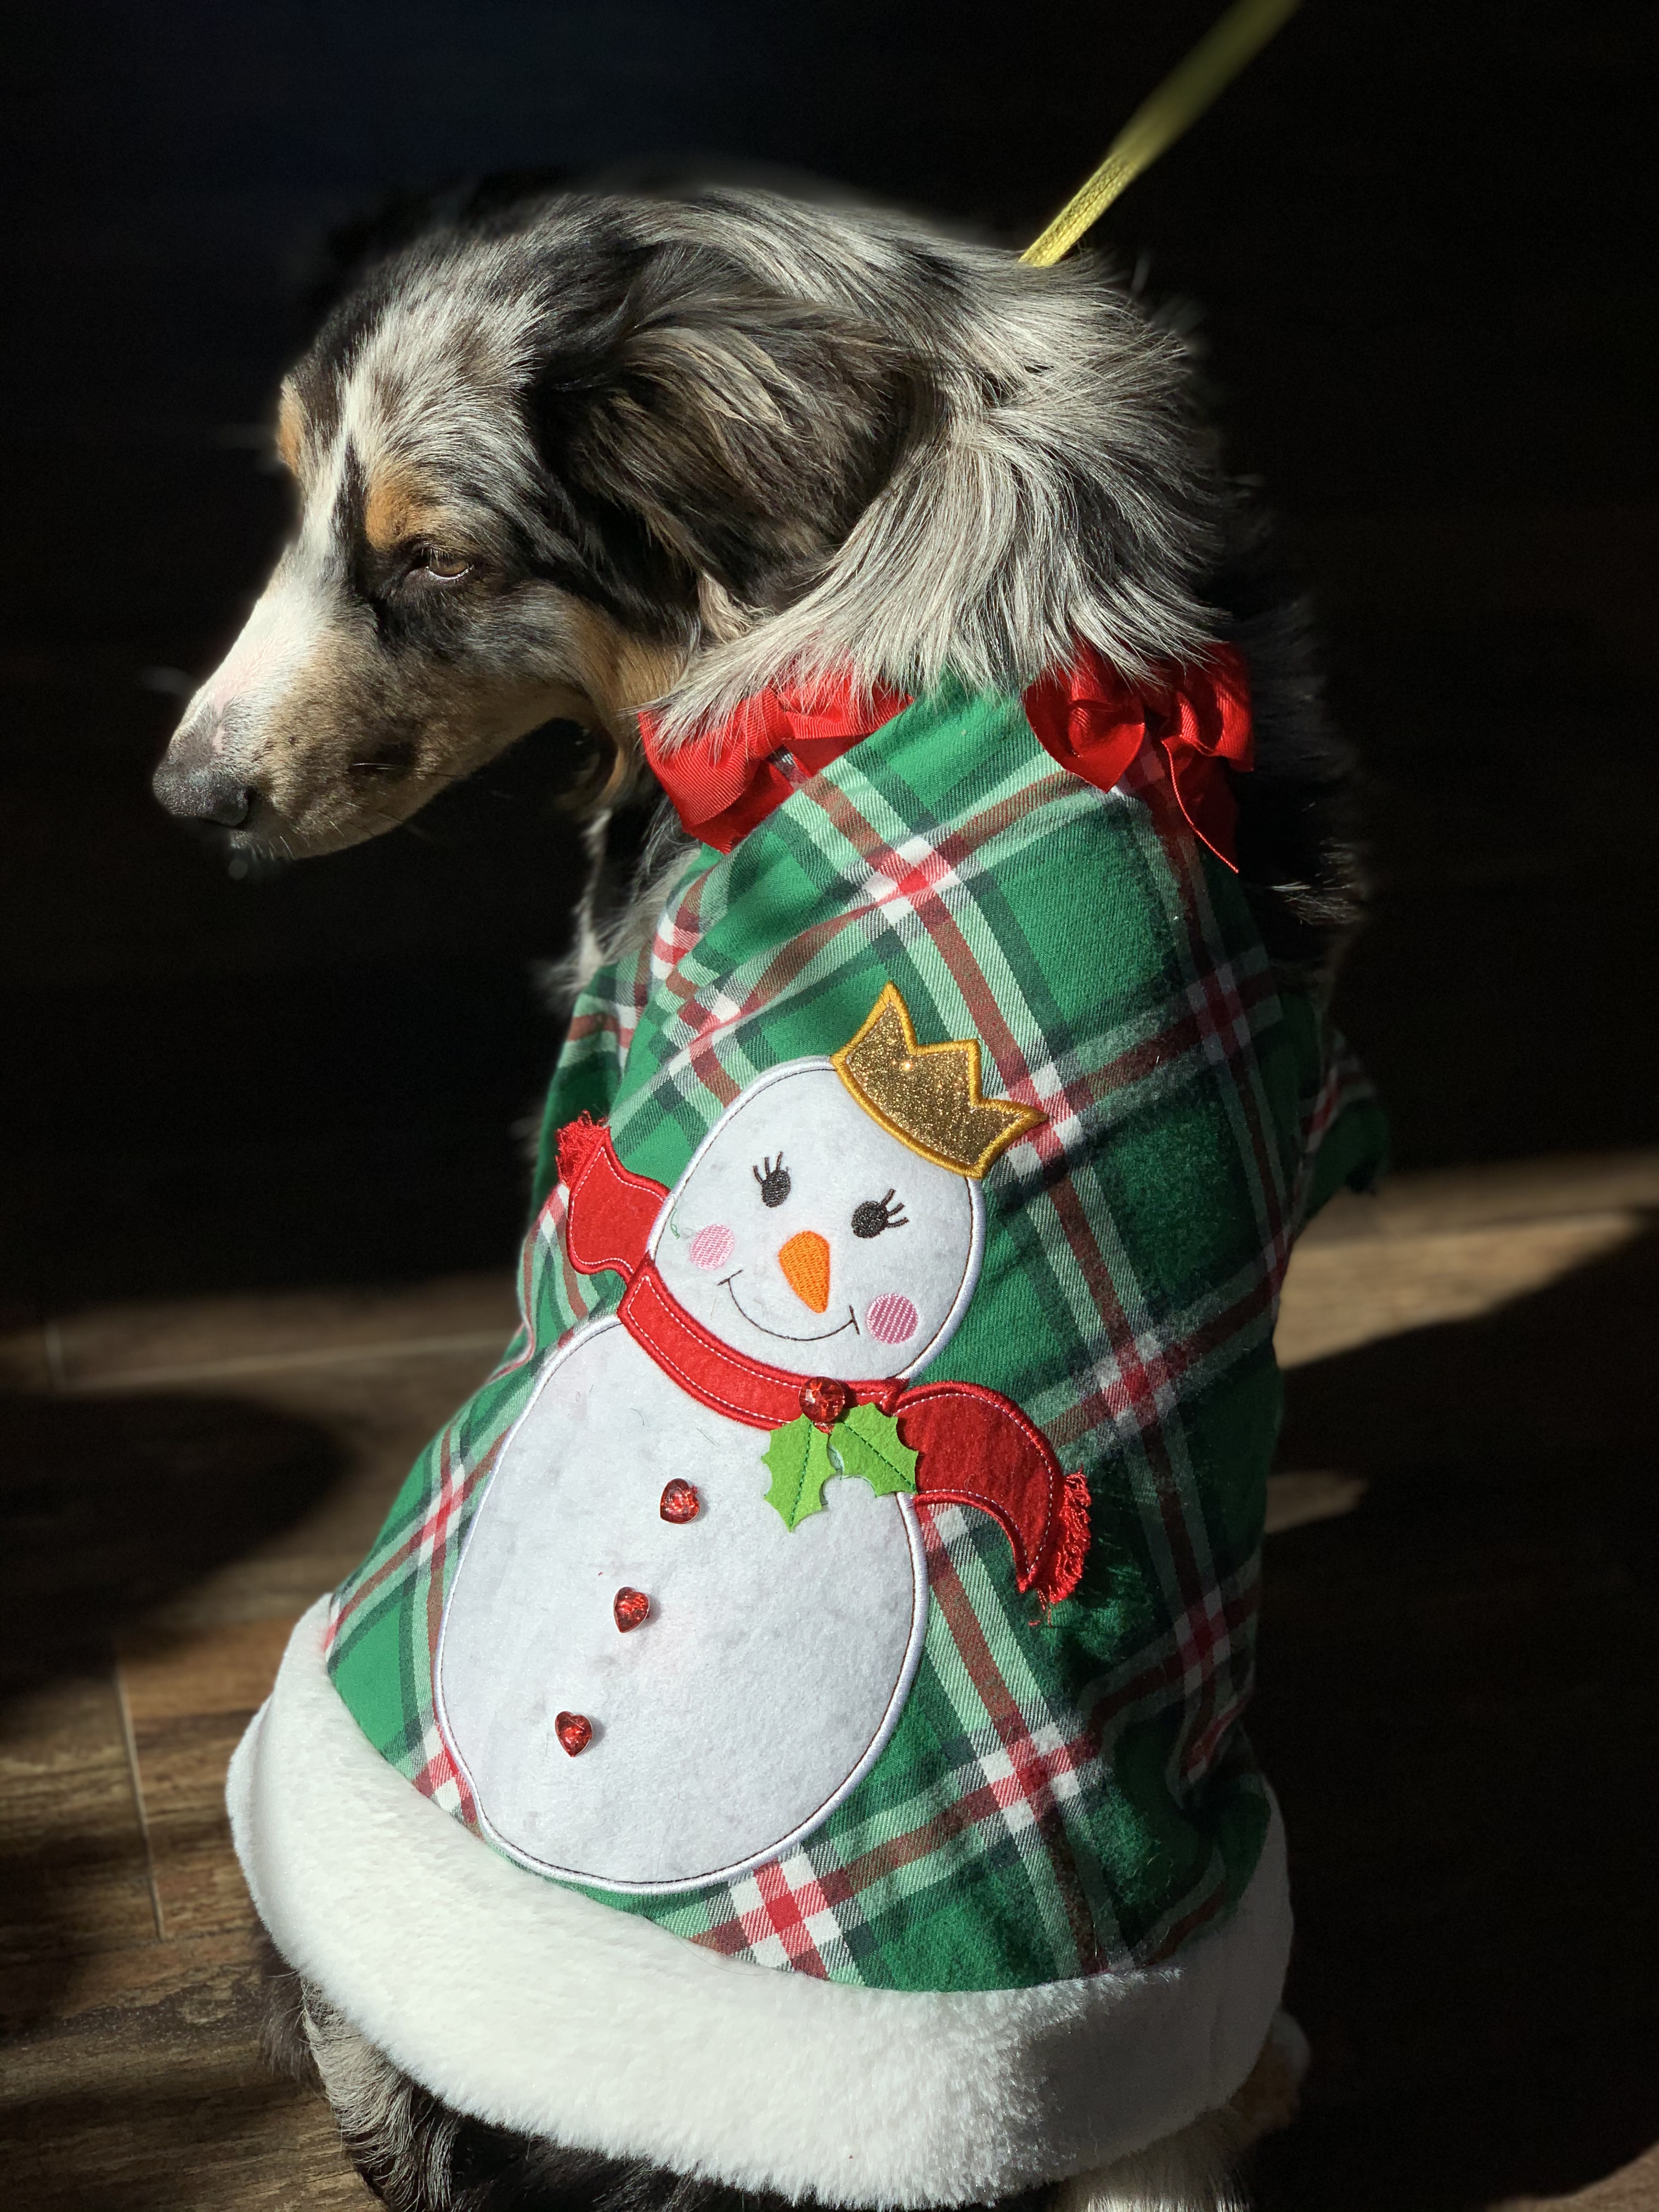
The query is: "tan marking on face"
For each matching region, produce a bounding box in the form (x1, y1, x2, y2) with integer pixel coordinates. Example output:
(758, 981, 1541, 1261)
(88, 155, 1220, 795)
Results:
(189, 558, 688, 857)
(363, 464, 452, 555)
(275, 385, 305, 476)
(248, 631, 599, 853)
(564, 601, 687, 737)
(217, 585, 669, 855)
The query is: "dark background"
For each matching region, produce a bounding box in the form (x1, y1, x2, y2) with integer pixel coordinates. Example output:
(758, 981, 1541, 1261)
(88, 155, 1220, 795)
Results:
(2, 14, 1657, 2208)
(3, 0, 1654, 1314)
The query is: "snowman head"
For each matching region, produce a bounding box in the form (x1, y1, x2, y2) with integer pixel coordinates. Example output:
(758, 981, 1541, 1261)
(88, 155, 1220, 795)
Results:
(651, 985, 1045, 1382)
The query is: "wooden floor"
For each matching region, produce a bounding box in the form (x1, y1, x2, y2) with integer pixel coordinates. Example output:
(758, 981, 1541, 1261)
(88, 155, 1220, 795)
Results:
(3, 1154, 1657, 2210)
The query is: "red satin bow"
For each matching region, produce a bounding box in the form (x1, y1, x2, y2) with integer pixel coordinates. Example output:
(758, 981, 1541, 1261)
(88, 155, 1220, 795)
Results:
(638, 643, 1252, 868)
(638, 672, 912, 854)
(1022, 640, 1254, 870)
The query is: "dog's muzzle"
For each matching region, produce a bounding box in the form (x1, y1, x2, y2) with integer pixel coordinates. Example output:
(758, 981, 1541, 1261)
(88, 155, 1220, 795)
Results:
(153, 707, 255, 827)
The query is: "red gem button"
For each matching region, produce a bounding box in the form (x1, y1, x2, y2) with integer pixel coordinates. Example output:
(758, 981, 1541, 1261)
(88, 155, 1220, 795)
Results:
(659, 1479, 701, 1523)
(555, 1711, 592, 1757)
(613, 1587, 650, 1632)
(799, 1375, 852, 1430)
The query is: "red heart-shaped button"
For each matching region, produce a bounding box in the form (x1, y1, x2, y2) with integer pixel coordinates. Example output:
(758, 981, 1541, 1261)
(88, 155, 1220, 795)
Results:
(659, 1479, 701, 1523)
(554, 1711, 592, 1757)
(613, 1587, 650, 1632)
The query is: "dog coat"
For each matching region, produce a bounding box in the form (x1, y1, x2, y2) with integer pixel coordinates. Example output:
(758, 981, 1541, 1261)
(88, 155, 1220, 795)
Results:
(230, 651, 1384, 2205)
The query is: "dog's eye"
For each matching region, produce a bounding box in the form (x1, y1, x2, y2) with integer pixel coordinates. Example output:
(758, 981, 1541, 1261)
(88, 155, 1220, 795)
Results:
(418, 549, 472, 582)
(851, 1190, 907, 1238)
(752, 1155, 791, 1208)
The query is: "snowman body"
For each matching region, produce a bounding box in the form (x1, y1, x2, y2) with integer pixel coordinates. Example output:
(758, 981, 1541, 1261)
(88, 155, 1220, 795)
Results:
(435, 1059, 984, 1893)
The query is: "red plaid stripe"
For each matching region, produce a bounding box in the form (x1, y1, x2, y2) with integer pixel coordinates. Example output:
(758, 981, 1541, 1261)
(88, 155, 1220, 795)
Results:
(328, 1429, 486, 1648)
(413, 1732, 479, 1825)
(644, 777, 1065, 1077)
(703, 1860, 838, 1977)
(1078, 1567, 1258, 1771)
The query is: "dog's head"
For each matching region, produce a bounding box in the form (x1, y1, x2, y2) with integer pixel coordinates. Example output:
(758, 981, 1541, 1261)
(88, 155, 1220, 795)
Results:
(154, 194, 935, 856)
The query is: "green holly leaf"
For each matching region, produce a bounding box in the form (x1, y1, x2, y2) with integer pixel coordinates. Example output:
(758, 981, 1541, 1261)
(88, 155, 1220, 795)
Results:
(832, 1402, 919, 1497)
(761, 1403, 917, 1531)
(762, 1416, 836, 1531)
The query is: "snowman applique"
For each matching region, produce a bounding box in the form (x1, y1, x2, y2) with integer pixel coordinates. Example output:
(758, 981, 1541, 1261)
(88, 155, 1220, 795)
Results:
(435, 984, 1091, 1893)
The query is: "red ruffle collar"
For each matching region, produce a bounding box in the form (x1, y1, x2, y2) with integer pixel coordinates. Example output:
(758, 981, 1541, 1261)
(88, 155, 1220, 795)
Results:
(637, 642, 1253, 865)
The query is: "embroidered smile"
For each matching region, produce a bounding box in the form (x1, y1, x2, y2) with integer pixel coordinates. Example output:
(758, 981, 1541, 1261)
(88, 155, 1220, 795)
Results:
(720, 1274, 859, 1344)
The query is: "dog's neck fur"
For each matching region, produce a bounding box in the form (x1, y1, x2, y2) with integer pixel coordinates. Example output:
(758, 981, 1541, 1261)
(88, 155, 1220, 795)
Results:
(326, 192, 1223, 745)
(609, 203, 1224, 744)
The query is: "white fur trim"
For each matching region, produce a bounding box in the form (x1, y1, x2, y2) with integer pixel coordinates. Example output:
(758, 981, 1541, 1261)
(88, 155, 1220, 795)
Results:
(230, 1602, 1292, 2207)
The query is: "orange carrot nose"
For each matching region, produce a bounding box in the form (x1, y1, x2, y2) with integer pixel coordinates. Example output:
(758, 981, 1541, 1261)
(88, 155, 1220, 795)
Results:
(777, 1229, 831, 1313)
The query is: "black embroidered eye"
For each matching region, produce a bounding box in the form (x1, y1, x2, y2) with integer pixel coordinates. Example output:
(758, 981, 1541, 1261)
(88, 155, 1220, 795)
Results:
(753, 1155, 791, 1207)
(851, 1189, 908, 1238)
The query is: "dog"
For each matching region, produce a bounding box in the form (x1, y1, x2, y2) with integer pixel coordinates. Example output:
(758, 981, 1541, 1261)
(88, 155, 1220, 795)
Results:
(154, 184, 1370, 2212)
(152, 183, 1356, 969)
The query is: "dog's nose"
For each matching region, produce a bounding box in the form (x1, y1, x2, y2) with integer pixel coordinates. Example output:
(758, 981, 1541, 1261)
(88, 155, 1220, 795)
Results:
(152, 712, 255, 827)
(777, 1230, 831, 1313)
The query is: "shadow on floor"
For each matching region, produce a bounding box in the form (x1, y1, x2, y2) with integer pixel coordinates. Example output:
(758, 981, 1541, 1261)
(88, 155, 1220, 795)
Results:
(0, 1384, 345, 2041)
(1254, 1220, 1659, 2208)
(6, 2071, 358, 2212)
(0, 1386, 345, 1689)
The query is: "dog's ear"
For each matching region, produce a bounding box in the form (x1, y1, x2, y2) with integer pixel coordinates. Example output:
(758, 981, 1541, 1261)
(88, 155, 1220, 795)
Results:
(529, 246, 936, 623)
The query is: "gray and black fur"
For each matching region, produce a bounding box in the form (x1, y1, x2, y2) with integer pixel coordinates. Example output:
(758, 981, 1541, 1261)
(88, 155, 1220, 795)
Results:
(154, 182, 1359, 981)
(156, 183, 1351, 2210)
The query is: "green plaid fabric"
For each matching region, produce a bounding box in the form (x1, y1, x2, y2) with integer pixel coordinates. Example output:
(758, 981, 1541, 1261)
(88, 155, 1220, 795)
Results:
(326, 681, 1384, 1995)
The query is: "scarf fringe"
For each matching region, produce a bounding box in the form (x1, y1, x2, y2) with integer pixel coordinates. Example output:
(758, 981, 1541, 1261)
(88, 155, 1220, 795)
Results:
(1035, 1468, 1093, 1606)
(556, 1111, 610, 1190)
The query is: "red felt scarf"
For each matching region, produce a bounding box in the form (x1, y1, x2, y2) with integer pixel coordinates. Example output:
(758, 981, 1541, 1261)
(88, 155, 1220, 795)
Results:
(556, 1116, 1091, 1604)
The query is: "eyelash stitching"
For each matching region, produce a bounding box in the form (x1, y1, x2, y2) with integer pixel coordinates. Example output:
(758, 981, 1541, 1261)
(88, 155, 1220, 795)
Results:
(851, 1189, 908, 1238)
(753, 1154, 791, 1207)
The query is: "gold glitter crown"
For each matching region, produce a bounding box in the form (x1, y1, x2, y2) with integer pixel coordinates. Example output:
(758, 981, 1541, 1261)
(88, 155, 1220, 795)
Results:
(831, 983, 1047, 1179)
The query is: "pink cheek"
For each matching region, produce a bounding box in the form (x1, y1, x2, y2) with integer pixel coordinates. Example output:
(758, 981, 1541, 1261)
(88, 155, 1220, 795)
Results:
(865, 1293, 920, 1346)
(689, 1223, 735, 1272)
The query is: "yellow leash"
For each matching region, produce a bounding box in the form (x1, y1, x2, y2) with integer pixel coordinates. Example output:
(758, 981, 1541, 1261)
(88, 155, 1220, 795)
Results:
(1022, 0, 1302, 267)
